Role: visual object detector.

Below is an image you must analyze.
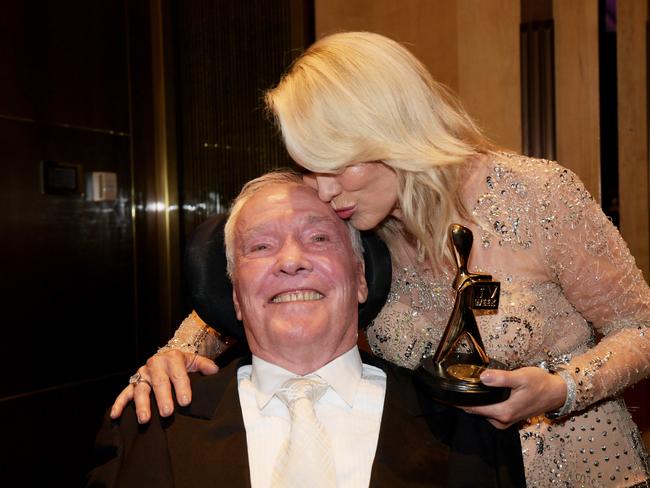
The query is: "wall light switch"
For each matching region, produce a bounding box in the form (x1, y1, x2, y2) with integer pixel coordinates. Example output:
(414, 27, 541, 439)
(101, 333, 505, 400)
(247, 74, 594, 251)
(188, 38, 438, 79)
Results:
(41, 160, 84, 195)
(90, 172, 118, 201)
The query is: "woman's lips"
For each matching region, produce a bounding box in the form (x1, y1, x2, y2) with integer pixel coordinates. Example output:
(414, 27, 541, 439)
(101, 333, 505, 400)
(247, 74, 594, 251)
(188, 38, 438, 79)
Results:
(335, 205, 356, 219)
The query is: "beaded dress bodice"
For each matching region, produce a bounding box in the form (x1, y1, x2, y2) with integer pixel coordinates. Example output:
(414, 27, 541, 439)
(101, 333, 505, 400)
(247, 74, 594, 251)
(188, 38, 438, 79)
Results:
(367, 152, 650, 487)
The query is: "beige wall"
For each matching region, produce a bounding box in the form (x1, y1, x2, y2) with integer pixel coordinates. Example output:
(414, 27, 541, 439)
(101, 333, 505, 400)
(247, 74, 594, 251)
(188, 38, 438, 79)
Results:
(456, 0, 520, 151)
(315, 0, 459, 91)
(553, 0, 601, 200)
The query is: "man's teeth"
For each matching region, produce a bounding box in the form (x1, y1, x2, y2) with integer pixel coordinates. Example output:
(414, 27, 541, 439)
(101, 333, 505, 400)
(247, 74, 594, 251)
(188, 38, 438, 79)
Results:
(271, 291, 324, 303)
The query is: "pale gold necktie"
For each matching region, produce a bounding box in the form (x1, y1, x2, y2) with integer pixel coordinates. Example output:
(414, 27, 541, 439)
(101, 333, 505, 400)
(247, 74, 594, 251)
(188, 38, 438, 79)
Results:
(271, 377, 336, 488)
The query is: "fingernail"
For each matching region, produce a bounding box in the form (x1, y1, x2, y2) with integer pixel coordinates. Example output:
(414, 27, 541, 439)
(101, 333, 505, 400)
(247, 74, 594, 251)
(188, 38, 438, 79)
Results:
(138, 412, 147, 424)
(110, 408, 117, 419)
(180, 395, 190, 406)
(480, 371, 494, 384)
(162, 405, 172, 416)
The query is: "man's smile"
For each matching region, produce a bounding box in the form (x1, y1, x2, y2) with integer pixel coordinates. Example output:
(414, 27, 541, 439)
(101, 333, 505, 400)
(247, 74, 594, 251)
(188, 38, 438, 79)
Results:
(270, 290, 325, 303)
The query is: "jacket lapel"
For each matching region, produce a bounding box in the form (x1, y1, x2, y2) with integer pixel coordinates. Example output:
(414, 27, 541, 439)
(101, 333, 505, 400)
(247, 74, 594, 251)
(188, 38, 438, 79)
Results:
(369, 357, 451, 487)
(165, 357, 252, 487)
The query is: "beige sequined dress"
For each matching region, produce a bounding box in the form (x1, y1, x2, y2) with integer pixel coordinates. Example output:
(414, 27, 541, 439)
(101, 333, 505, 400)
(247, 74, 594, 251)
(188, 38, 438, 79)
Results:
(367, 152, 650, 487)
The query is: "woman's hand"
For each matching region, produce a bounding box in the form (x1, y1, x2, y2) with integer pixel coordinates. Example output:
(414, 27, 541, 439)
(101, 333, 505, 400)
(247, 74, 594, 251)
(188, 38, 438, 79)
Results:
(110, 350, 219, 424)
(462, 366, 567, 429)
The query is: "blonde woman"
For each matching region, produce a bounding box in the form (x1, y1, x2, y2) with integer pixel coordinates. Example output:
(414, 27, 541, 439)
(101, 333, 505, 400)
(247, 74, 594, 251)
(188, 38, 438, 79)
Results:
(113, 32, 650, 486)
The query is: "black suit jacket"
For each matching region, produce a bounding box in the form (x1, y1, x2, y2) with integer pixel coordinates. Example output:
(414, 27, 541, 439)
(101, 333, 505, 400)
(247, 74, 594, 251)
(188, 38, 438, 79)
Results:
(87, 354, 525, 487)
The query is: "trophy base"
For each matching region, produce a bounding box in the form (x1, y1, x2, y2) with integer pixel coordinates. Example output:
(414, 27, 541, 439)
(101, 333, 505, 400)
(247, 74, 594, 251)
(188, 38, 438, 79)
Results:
(417, 353, 510, 406)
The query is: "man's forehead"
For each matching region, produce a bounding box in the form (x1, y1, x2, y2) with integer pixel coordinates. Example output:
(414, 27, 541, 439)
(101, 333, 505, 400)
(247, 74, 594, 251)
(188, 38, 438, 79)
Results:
(239, 214, 340, 240)
(242, 183, 329, 215)
(237, 183, 342, 232)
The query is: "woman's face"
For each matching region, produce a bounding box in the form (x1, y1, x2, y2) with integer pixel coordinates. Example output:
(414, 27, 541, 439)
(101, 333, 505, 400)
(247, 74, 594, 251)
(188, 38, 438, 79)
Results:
(303, 162, 400, 230)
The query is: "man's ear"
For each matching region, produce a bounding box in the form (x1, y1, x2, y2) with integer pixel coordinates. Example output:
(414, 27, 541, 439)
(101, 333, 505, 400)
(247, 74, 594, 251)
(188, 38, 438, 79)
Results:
(357, 259, 368, 304)
(232, 287, 243, 320)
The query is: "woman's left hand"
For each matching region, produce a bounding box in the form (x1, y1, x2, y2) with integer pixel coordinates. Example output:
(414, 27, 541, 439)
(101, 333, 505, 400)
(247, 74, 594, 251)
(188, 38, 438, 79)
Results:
(462, 366, 567, 429)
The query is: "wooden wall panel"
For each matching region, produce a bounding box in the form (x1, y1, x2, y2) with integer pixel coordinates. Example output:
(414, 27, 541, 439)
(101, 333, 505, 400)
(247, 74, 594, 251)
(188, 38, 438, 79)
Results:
(457, 0, 521, 151)
(0, 1, 135, 401)
(0, 0, 129, 132)
(314, 0, 459, 92)
(0, 1, 37, 119)
(553, 0, 601, 200)
(617, 0, 650, 450)
(0, 2, 136, 483)
(617, 0, 649, 281)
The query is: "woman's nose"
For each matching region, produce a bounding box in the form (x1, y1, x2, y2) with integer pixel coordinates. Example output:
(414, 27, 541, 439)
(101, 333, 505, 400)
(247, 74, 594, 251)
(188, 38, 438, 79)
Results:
(312, 175, 342, 203)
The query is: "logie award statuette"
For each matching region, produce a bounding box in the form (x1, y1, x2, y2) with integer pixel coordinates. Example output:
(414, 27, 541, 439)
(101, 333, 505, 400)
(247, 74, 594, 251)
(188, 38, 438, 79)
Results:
(418, 224, 510, 406)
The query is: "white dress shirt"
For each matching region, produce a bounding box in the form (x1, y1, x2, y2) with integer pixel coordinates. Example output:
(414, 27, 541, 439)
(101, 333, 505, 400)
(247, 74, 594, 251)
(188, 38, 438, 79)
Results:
(237, 346, 387, 488)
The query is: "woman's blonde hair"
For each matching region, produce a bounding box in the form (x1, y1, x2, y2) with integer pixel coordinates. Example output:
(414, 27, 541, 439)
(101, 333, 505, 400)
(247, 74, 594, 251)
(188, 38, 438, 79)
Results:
(265, 31, 495, 270)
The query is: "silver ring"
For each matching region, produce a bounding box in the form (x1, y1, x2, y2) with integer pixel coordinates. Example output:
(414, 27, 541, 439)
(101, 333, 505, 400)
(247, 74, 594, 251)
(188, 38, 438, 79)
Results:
(129, 372, 152, 388)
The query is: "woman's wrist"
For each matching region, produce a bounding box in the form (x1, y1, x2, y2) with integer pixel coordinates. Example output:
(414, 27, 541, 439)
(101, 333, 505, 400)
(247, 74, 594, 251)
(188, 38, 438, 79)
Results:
(157, 312, 211, 355)
(545, 368, 576, 420)
(197, 327, 230, 358)
(157, 311, 230, 360)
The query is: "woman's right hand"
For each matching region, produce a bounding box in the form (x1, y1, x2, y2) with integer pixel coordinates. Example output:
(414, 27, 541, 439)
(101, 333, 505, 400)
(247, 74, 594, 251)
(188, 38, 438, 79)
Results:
(110, 349, 219, 424)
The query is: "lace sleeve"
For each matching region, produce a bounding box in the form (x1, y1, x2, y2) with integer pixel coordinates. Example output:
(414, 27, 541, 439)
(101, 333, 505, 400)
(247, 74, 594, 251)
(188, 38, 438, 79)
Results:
(157, 310, 229, 359)
(540, 164, 650, 414)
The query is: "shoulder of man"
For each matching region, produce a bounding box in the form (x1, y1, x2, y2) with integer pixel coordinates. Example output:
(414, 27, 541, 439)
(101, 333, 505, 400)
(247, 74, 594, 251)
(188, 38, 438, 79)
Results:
(178, 355, 252, 419)
(360, 350, 450, 417)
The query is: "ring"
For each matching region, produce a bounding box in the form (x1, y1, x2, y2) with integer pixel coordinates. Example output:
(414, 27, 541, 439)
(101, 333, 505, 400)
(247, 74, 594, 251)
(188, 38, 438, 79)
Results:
(129, 372, 152, 388)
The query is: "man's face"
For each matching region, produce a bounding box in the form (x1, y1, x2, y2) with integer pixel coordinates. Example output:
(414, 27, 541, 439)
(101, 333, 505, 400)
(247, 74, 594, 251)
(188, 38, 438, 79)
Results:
(231, 184, 368, 372)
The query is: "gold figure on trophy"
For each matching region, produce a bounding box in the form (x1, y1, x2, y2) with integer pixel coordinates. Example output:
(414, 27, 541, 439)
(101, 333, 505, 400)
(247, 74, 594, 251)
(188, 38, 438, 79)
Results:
(418, 224, 510, 405)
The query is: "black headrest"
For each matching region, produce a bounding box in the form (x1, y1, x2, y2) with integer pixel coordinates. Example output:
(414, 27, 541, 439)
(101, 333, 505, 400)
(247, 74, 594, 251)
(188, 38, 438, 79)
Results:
(184, 214, 392, 341)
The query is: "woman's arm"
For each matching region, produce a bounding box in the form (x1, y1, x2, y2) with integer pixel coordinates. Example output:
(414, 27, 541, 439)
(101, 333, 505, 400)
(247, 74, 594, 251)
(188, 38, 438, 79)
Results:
(110, 311, 225, 423)
(468, 162, 650, 427)
(538, 164, 650, 415)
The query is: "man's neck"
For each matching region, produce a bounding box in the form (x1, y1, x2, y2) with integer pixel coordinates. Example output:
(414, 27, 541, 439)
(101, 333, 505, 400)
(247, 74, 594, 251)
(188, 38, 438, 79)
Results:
(251, 340, 357, 376)
(249, 346, 363, 408)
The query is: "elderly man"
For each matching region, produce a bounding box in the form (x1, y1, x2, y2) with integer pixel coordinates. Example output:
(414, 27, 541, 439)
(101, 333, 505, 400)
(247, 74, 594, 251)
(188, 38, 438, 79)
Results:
(87, 172, 525, 487)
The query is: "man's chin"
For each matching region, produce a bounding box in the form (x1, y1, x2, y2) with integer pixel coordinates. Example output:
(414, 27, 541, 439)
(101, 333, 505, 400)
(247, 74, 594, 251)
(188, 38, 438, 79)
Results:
(268, 301, 328, 323)
(268, 317, 328, 343)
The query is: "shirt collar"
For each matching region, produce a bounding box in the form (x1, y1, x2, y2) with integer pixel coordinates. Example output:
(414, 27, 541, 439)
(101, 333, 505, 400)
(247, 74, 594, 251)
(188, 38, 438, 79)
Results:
(250, 346, 363, 409)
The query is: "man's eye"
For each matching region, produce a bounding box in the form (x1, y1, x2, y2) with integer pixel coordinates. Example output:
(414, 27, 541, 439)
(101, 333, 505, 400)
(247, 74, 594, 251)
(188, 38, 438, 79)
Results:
(250, 243, 270, 252)
(312, 234, 329, 242)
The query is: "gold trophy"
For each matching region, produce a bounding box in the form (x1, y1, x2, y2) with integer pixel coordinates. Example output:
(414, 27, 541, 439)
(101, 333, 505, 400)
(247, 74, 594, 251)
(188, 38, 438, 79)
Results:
(418, 224, 510, 405)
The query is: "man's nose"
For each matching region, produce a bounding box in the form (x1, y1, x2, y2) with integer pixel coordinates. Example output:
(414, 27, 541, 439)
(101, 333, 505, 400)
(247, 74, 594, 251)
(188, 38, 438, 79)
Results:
(314, 175, 342, 203)
(275, 237, 312, 275)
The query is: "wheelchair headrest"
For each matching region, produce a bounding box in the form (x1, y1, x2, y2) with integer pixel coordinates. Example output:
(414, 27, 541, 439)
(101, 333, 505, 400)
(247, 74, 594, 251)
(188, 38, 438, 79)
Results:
(184, 214, 392, 341)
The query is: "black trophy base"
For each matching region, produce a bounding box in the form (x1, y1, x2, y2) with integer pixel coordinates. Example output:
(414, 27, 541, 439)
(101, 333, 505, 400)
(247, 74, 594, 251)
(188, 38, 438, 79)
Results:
(417, 353, 511, 406)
